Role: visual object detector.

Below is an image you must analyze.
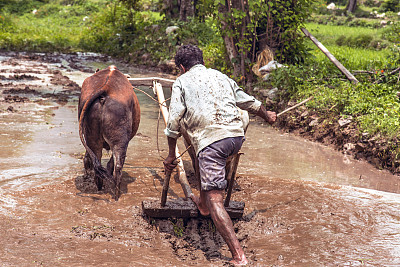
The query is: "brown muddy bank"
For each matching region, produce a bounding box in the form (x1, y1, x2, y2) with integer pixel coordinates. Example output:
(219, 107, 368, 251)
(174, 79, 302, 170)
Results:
(0, 52, 399, 266)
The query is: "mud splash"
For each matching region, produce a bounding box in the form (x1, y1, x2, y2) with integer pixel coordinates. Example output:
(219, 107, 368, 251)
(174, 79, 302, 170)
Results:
(0, 52, 399, 266)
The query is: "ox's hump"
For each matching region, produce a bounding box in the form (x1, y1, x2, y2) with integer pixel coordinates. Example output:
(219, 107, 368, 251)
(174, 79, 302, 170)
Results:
(108, 65, 118, 71)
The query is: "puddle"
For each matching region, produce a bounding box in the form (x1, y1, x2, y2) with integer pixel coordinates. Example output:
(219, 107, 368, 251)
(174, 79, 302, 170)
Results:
(242, 123, 400, 194)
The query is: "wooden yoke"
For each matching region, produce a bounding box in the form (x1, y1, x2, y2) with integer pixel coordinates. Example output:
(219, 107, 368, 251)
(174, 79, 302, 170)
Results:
(153, 81, 193, 204)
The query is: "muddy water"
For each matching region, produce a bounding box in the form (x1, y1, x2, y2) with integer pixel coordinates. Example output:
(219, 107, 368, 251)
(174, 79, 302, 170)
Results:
(0, 52, 399, 266)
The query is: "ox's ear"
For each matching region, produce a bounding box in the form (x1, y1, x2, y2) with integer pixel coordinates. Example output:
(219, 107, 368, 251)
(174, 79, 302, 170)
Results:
(95, 68, 99, 73)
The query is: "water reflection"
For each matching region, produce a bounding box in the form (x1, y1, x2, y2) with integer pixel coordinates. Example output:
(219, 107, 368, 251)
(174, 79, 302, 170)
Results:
(242, 124, 400, 194)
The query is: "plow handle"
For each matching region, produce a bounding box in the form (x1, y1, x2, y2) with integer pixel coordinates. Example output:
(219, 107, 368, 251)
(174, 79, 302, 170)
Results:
(161, 169, 172, 207)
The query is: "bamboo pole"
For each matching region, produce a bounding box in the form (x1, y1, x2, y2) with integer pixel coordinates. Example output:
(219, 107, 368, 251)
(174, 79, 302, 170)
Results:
(301, 28, 359, 84)
(277, 96, 314, 117)
(153, 81, 192, 200)
(129, 77, 175, 87)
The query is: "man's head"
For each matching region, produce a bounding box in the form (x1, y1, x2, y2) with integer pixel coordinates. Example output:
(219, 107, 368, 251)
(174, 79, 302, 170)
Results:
(174, 45, 204, 73)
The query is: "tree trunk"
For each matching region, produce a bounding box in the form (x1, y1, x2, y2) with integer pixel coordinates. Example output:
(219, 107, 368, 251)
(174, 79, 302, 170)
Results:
(218, 1, 241, 77)
(346, 0, 357, 13)
(163, 0, 179, 19)
(179, 0, 194, 21)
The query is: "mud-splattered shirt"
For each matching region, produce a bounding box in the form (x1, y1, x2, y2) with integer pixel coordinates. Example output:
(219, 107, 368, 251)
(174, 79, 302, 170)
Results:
(165, 64, 261, 155)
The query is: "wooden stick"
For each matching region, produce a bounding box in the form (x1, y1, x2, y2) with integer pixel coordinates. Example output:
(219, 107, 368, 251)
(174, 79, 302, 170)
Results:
(153, 81, 193, 200)
(301, 28, 359, 84)
(129, 77, 175, 87)
(277, 96, 314, 117)
(224, 153, 242, 207)
(129, 77, 175, 83)
(161, 170, 172, 207)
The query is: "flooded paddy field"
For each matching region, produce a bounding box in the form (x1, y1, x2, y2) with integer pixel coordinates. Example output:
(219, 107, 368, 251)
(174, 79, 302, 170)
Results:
(0, 52, 399, 266)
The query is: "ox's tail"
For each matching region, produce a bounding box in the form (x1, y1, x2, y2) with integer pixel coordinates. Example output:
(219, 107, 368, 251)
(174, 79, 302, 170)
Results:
(78, 89, 114, 185)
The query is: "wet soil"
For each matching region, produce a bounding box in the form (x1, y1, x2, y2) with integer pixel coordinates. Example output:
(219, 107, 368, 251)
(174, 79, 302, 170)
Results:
(272, 100, 400, 176)
(0, 52, 399, 266)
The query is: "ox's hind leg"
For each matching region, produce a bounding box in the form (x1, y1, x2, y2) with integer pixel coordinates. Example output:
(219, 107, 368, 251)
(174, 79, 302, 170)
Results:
(93, 148, 104, 191)
(85, 140, 104, 191)
(111, 143, 128, 200)
(83, 150, 103, 191)
(84, 101, 105, 191)
(84, 152, 93, 177)
(105, 142, 114, 178)
(107, 156, 114, 177)
(102, 97, 133, 200)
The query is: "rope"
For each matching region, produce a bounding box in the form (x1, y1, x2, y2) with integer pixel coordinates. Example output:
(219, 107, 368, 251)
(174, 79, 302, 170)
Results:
(132, 85, 192, 162)
(132, 86, 168, 108)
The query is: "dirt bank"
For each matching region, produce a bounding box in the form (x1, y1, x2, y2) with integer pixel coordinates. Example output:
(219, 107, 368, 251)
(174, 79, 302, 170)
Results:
(1, 52, 399, 266)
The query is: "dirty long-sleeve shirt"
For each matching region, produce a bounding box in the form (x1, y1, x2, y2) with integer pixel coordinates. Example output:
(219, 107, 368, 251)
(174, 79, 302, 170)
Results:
(164, 64, 261, 155)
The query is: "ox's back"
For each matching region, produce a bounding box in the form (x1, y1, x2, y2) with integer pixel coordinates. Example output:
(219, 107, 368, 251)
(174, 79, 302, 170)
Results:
(79, 66, 140, 138)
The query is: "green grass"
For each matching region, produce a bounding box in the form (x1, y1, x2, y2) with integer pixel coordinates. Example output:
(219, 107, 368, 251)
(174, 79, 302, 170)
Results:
(308, 45, 391, 71)
(0, 20, 84, 52)
(0, 14, 86, 52)
(305, 22, 385, 45)
(304, 22, 392, 71)
(0, 0, 107, 52)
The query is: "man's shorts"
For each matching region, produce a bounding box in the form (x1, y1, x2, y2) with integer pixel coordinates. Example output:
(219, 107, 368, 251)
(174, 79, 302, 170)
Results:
(198, 136, 244, 191)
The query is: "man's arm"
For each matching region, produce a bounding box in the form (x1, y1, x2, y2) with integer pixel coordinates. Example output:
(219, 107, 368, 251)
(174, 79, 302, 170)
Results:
(256, 104, 276, 125)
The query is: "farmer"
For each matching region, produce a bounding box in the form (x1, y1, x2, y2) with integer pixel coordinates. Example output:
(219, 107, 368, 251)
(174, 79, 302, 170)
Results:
(164, 44, 276, 265)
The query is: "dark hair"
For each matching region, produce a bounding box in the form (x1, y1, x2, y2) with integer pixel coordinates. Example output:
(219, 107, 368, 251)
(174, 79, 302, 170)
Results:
(174, 45, 204, 70)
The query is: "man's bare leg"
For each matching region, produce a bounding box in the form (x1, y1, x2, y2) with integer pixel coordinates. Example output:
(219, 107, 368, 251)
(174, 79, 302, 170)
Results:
(204, 189, 248, 265)
(190, 190, 210, 216)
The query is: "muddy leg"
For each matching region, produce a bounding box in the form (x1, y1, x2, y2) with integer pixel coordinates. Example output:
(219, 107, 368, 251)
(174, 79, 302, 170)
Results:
(83, 149, 103, 190)
(83, 152, 93, 177)
(205, 190, 248, 265)
(112, 145, 127, 201)
(88, 145, 103, 191)
(94, 149, 103, 191)
(190, 189, 210, 216)
(107, 155, 114, 177)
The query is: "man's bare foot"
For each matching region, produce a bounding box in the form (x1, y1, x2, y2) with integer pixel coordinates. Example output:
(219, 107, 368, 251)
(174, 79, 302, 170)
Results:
(229, 256, 248, 266)
(190, 193, 210, 216)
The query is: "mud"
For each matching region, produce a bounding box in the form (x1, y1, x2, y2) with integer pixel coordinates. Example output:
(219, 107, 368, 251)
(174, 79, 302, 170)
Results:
(273, 101, 400, 176)
(0, 52, 399, 266)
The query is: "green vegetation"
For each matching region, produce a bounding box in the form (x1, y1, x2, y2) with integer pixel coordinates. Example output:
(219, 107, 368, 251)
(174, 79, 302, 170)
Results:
(0, 0, 105, 52)
(306, 22, 388, 47)
(267, 17, 400, 146)
(270, 67, 400, 137)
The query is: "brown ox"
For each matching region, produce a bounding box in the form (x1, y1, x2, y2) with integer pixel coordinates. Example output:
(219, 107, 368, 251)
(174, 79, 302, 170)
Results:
(78, 66, 140, 200)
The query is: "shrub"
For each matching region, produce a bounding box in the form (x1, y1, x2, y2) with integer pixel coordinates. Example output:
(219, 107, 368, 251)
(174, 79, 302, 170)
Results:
(1, 0, 45, 15)
(382, 21, 400, 43)
(353, 34, 374, 48)
(0, 14, 14, 30)
(335, 35, 347, 46)
(335, 34, 384, 49)
(379, 0, 400, 12)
